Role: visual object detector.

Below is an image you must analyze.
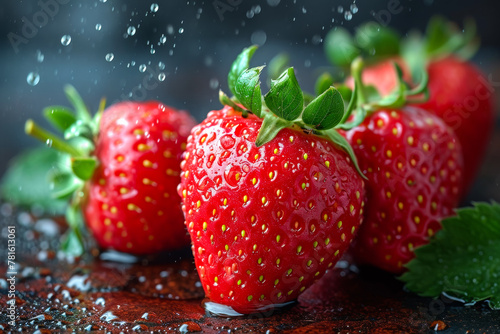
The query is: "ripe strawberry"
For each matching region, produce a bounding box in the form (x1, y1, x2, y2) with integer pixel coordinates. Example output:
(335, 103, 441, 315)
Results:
(336, 18, 494, 194)
(178, 46, 365, 314)
(83, 101, 195, 254)
(338, 58, 464, 274)
(342, 107, 463, 273)
(25, 87, 196, 255)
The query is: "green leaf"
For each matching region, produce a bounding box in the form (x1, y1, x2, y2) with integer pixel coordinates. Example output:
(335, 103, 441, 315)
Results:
(425, 16, 454, 56)
(268, 53, 290, 81)
(324, 27, 360, 67)
(43, 106, 77, 132)
(314, 72, 334, 96)
(255, 112, 292, 147)
(335, 84, 353, 106)
(228, 45, 258, 97)
(235, 66, 264, 117)
(302, 87, 344, 130)
(71, 157, 97, 181)
(322, 129, 366, 179)
(355, 22, 400, 58)
(401, 202, 500, 310)
(64, 85, 92, 124)
(0, 147, 68, 215)
(264, 67, 304, 121)
(401, 31, 427, 83)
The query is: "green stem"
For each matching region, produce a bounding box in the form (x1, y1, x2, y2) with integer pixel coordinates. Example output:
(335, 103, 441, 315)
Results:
(351, 57, 367, 105)
(25, 119, 84, 157)
(219, 90, 245, 112)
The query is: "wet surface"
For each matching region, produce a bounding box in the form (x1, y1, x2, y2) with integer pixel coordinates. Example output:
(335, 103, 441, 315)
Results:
(1, 203, 499, 333)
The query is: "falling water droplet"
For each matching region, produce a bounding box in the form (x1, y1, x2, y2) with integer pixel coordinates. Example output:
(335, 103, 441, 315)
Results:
(267, 0, 281, 6)
(158, 61, 165, 70)
(344, 11, 353, 20)
(160, 35, 167, 44)
(36, 50, 44, 63)
(61, 35, 71, 46)
(150, 3, 159, 12)
(127, 26, 136, 36)
(350, 3, 358, 14)
(301, 6, 307, 14)
(158, 72, 166, 81)
(178, 27, 184, 34)
(139, 64, 147, 73)
(27, 72, 40, 86)
(46, 139, 53, 148)
(166, 25, 174, 35)
(337, 5, 344, 13)
(95, 23, 102, 31)
(105, 53, 114, 62)
(209, 78, 219, 90)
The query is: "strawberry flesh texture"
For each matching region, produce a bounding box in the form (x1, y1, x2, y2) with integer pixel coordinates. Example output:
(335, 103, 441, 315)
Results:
(346, 56, 494, 193)
(342, 107, 464, 273)
(179, 106, 365, 314)
(84, 101, 196, 255)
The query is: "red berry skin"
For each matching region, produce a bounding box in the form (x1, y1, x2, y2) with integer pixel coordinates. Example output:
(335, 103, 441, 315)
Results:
(346, 56, 494, 194)
(84, 101, 196, 255)
(178, 106, 365, 314)
(342, 107, 464, 274)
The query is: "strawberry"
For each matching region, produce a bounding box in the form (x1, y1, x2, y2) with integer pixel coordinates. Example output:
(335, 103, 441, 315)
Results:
(25, 87, 196, 255)
(339, 58, 464, 274)
(178, 46, 365, 314)
(327, 17, 494, 194)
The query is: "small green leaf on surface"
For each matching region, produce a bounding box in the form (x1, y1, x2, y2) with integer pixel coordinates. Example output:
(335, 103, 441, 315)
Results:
(43, 106, 77, 132)
(264, 67, 304, 121)
(315, 72, 334, 96)
(71, 157, 97, 181)
(303, 87, 344, 130)
(324, 27, 360, 67)
(0, 147, 68, 215)
(228, 45, 258, 96)
(235, 66, 264, 117)
(401, 202, 500, 310)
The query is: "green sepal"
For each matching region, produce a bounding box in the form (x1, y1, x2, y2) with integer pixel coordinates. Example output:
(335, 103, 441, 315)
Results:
(354, 22, 400, 58)
(228, 45, 258, 97)
(255, 112, 292, 147)
(302, 87, 344, 130)
(264, 67, 304, 121)
(235, 66, 264, 117)
(61, 200, 85, 257)
(400, 31, 427, 83)
(315, 72, 334, 96)
(219, 90, 245, 113)
(71, 157, 97, 181)
(91, 97, 106, 135)
(322, 129, 366, 180)
(64, 120, 94, 142)
(324, 27, 360, 67)
(401, 202, 500, 310)
(50, 171, 83, 200)
(25, 119, 84, 157)
(64, 85, 92, 124)
(0, 147, 68, 215)
(337, 106, 367, 131)
(43, 106, 77, 132)
(268, 53, 290, 81)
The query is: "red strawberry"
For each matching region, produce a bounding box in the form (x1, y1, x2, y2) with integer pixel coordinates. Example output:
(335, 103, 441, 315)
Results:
(179, 106, 364, 314)
(25, 87, 196, 256)
(83, 101, 195, 254)
(178, 46, 366, 314)
(342, 107, 463, 273)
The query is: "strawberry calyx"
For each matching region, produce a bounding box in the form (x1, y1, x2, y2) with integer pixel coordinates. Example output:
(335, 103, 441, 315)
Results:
(220, 45, 366, 178)
(24, 85, 105, 257)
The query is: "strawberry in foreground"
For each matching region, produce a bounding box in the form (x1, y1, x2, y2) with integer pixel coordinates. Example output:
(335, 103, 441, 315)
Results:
(178, 46, 366, 315)
(325, 17, 494, 195)
(340, 58, 464, 274)
(25, 86, 196, 256)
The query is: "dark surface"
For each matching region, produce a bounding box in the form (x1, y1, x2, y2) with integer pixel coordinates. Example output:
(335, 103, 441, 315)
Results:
(1, 204, 500, 333)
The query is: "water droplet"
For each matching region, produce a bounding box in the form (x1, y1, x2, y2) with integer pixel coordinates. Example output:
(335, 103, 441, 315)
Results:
(337, 5, 344, 13)
(158, 61, 165, 70)
(267, 0, 281, 6)
(178, 27, 184, 34)
(344, 11, 353, 20)
(311, 35, 322, 45)
(95, 23, 102, 31)
(27, 72, 40, 86)
(160, 35, 167, 44)
(250, 30, 267, 46)
(350, 3, 358, 14)
(127, 26, 136, 36)
(45, 139, 53, 147)
(139, 64, 147, 73)
(99, 0, 107, 2)
(209, 78, 219, 90)
(246, 10, 254, 19)
(105, 53, 114, 62)
(150, 3, 159, 12)
(150, 48, 156, 55)
(158, 72, 166, 81)
(36, 50, 44, 63)
(61, 34, 71, 46)
(301, 6, 307, 14)
(166, 25, 174, 35)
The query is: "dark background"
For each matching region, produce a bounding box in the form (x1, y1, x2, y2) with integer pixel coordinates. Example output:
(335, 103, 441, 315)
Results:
(1, 0, 499, 202)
